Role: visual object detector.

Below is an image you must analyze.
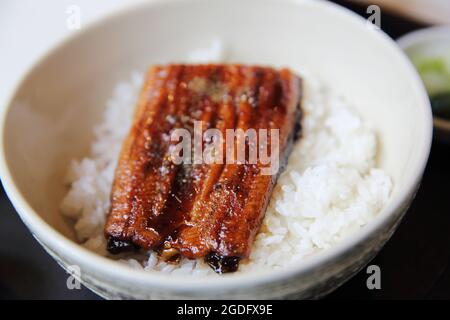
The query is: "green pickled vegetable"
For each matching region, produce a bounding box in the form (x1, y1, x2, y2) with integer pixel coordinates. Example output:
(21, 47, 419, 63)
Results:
(414, 56, 450, 96)
(409, 47, 450, 120)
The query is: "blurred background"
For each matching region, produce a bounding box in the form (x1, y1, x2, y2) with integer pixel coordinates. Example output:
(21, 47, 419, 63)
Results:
(0, 0, 449, 299)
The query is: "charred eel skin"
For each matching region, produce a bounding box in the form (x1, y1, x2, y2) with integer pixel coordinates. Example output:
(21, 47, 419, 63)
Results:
(104, 64, 302, 273)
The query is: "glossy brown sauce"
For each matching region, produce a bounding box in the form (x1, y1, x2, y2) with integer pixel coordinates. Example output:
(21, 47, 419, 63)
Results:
(104, 64, 302, 273)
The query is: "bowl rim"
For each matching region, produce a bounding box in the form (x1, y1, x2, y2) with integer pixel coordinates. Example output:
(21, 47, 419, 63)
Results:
(397, 25, 450, 133)
(0, 0, 433, 293)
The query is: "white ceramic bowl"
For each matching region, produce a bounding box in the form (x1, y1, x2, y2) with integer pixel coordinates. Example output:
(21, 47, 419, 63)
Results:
(0, 0, 432, 299)
(397, 26, 450, 143)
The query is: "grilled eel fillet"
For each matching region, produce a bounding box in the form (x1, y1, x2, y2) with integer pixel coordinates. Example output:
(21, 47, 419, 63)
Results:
(104, 64, 302, 273)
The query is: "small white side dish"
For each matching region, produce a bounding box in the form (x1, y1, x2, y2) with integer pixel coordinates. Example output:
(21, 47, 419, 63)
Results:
(397, 26, 450, 143)
(0, 0, 432, 299)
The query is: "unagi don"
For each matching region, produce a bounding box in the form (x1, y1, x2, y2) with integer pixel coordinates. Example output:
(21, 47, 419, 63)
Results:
(104, 64, 302, 273)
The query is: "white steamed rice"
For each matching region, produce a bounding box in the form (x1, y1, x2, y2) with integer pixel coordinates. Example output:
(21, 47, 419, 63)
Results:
(60, 67, 392, 276)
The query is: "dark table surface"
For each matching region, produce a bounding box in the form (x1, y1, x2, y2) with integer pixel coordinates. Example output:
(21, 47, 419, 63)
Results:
(1, 1, 448, 300)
